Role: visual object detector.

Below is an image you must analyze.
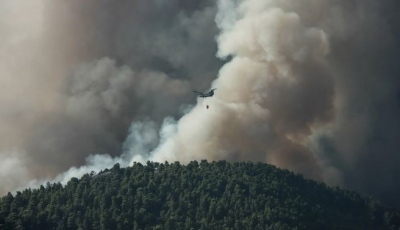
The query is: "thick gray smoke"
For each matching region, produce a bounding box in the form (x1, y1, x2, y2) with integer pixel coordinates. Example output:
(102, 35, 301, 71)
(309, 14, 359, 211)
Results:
(1, 0, 400, 207)
(0, 0, 220, 191)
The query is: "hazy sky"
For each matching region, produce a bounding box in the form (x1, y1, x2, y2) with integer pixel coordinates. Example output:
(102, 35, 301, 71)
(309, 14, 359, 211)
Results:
(1, 0, 400, 207)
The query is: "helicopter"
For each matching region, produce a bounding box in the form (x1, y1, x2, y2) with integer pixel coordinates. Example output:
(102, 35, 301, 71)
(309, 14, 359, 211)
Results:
(193, 89, 216, 109)
(193, 88, 216, 98)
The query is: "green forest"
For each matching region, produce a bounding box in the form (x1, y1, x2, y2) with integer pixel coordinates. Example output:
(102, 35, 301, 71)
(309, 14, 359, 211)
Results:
(1, 160, 399, 230)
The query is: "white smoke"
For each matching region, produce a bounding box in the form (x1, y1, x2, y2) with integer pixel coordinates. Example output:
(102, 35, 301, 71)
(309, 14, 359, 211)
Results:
(148, 0, 336, 182)
(15, 119, 160, 191)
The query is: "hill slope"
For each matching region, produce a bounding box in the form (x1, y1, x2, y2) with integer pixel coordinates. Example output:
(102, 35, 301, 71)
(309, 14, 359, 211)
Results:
(1, 160, 399, 229)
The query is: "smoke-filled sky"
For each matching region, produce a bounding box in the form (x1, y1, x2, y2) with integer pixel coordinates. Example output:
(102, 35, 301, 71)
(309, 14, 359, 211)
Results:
(1, 0, 400, 207)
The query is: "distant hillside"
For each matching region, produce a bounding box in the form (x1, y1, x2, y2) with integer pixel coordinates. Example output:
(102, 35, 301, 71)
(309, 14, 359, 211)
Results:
(1, 161, 399, 229)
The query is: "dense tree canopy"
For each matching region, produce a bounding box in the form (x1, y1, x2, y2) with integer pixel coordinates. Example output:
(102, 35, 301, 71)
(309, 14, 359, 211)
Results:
(1, 160, 399, 229)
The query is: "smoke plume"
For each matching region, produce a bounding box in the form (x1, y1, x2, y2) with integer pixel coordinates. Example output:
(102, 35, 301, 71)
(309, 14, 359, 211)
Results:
(1, 0, 400, 207)
(0, 0, 220, 192)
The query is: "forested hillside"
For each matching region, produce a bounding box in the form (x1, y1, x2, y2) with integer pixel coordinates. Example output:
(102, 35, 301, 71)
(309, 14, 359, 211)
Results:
(1, 160, 399, 230)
